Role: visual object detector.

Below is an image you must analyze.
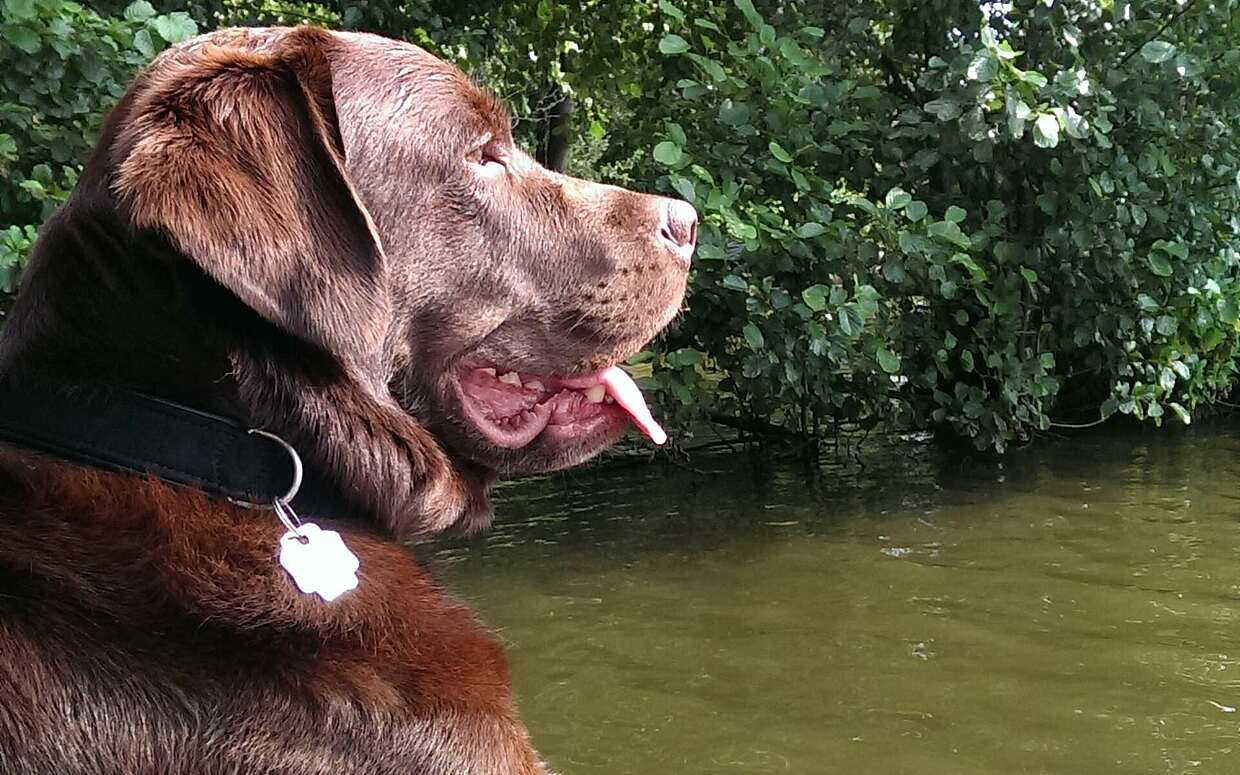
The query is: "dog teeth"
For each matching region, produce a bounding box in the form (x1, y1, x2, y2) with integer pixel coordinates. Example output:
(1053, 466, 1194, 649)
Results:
(525, 379, 545, 392)
(584, 385, 606, 404)
(604, 395, 615, 404)
(480, 367, 497, 378)
(498, 371, 522, 387)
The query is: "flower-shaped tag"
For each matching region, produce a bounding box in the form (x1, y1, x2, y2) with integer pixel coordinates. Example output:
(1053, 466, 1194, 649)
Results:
(278, 523, 360, 602)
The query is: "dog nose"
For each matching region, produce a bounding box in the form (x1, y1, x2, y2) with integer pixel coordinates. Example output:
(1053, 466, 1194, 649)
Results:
(657, 199, 698, 267)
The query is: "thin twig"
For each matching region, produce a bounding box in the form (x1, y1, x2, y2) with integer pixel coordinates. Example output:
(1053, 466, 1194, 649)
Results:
(1116, 0, 1201, 68)
(708, 412, 801, 439)
(678, 437, 751, 454)
(1049, 416, 1110, 429)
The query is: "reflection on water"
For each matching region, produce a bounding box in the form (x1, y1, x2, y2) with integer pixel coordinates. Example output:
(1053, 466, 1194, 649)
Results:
(427, 422, 1240, 774)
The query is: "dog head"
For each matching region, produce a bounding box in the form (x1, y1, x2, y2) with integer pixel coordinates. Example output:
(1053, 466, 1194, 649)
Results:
(81, 27, 695, 535)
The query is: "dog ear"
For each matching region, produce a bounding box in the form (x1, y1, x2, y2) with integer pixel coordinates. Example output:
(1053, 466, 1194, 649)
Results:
(112, 27, 389, 362)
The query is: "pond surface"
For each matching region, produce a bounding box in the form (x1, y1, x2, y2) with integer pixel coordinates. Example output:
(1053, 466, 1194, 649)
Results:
(429, 423, 1240, 774)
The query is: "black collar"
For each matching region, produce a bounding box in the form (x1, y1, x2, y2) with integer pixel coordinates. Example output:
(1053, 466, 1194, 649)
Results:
(0, 378, 354, 518)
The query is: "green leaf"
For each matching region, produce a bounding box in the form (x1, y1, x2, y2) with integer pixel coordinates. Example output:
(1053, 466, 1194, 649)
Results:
(670, 175, 695, 203)
(1170, 402, 1191, 425)
(877, 348, 901, 374)
(7, 25, 39, 54)
(1156, 240, 1189, 260)
(133, 29, 156, 59)
(3, 0, 35, 21)
(1139, 40, 1176, 64)
(924, 99, 961, 121)
(1154, 315, 1177, 337)
(960, 350, 975, 372)
(944, 205, 966, 224)
(151, 12, 198, 44)
(1006, 92, 1031, 138)
(18, 179, 46, 200)
(802, 284, 830, 311)
(742, 323, 765, 349)
(951, 253, 987, 281)
(669, 347, 703, 367)
(905, 200, 928, 222)
(733, 0, 763, 27)
(1219, 297, 1240, 324)
(687, 52, 727, 82)
(882, 260, 908, 284)
(1063, 106, 1089, 140)
(966, 53, 997, 82)
(927, 220, 972, 249)
(1147, 253, 1173, 277)
(768, 141, 793, 163)
(722, 275, 748, 291)
(1017, 70, 1048, 88)
(1159, 367, 1176, 393)
(658, 34, 690, 55)
(796, 222, 826, 239)
(885, 188, 912, 209)
(837, 307, 853, 336)
(658, 0, 685, 22)
(30, 164, 52, 186)
(124, 1, 157, 21)
(652, 141, 683, 166)
(1033, 114, 1060, 148)
(718, 100, 752, 126)
(731, 221, 757, 240)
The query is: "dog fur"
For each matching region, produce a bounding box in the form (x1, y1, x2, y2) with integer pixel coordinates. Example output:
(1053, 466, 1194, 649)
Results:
(0, 26, 692, 773)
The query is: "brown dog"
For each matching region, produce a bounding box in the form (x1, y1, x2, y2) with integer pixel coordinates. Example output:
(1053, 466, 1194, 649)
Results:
(0, 26, 694, 774)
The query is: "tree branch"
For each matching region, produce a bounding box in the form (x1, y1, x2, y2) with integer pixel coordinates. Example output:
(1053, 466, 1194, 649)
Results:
(1049, 416, 1110, 429)
(708, 412, 802, 439)
(1117, 0, 1201, 68)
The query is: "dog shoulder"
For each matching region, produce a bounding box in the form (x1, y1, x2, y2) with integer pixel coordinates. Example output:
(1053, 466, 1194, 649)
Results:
(0, 451, 539, 774)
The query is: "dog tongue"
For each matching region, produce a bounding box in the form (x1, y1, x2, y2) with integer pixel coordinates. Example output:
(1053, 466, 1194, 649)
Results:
(601, 366, 667, 446)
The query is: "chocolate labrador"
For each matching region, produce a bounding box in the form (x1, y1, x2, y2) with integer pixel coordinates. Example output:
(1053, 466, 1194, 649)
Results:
(0, 26, 695, 774)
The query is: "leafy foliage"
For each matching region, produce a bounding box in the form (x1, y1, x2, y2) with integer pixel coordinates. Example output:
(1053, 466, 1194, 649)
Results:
(621, 0, 1240, 451)
(4, 0, 1240, 453)
(1, 0, 197, 290)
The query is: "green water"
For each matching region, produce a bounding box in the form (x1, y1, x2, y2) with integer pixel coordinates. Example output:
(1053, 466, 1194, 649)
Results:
(429, 424, 1240, 774)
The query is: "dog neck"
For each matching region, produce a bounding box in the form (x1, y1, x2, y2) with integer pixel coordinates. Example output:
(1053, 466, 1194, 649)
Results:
(0, 190, 494, 538)
(0, 377, 365, 522)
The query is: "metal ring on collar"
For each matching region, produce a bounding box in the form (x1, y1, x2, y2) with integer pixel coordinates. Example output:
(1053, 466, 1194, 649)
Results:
(228, 428, 304, 510)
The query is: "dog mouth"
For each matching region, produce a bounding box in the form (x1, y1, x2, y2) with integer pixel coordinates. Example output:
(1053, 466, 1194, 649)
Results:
(455, 364, 666, 450)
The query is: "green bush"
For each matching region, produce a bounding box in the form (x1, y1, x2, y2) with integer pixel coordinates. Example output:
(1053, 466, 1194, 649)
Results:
(0, 0, 197, 290)
(620, 0, 1240, 452)
(5, 0, 1240, 454)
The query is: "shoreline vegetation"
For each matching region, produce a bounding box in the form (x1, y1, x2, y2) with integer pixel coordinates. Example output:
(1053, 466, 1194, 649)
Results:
(4, 1, 1239, 455)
